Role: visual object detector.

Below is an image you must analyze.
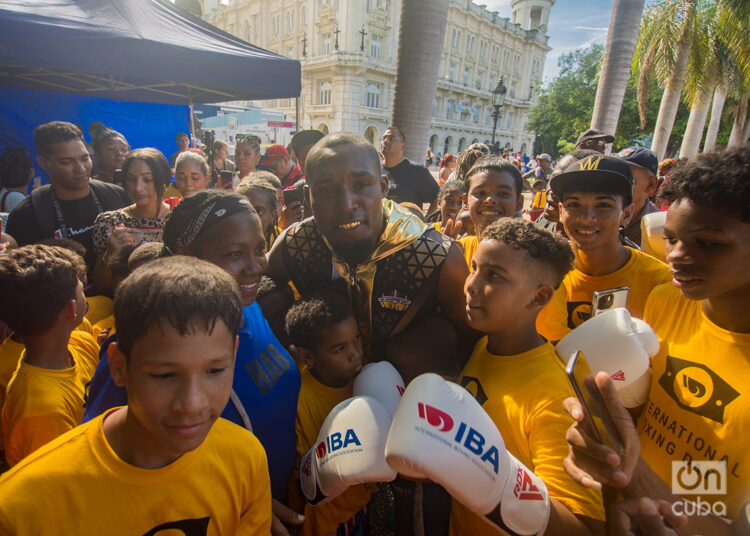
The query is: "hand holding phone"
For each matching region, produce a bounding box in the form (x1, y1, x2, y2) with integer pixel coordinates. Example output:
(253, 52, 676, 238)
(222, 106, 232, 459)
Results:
(591, 287, 629, 317)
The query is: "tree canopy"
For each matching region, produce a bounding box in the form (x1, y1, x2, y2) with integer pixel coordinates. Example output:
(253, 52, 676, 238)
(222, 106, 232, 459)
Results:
(527, 44, 734, 157)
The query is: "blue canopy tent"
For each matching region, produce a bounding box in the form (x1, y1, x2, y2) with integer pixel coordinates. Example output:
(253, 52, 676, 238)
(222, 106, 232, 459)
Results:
(0, 0, 301, 182)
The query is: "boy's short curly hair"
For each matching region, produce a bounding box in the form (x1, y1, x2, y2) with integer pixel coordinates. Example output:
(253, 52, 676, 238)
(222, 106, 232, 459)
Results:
(481, 218, 574, 289)
(660, 145, 750, 222)
(0, 244, 86, 336)
(114, 256, 242, 358)
(285, 290, 355, 351)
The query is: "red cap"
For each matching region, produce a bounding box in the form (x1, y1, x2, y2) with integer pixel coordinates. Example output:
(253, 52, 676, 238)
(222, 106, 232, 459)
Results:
(260, 144, 289, 166)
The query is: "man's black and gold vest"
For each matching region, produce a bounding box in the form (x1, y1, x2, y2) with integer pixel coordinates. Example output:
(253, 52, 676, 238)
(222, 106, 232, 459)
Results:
(279, 200, 452, 345)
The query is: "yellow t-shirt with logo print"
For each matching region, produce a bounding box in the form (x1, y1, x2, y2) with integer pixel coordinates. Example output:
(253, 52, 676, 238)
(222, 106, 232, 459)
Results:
(536, 247, 671, 342)
(639, 283, 750, 519)
(0, 409, 271, 534)
(450, 338, 605, 534)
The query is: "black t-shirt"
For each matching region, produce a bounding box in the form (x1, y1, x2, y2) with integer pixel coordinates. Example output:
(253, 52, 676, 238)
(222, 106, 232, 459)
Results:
(384, 159, 440, 207)
(5, 182, 130, 272)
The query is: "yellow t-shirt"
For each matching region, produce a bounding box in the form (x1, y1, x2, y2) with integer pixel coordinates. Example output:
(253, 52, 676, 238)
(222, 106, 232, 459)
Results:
(460, 235, 479, 269)
(531, 191, 547, 210)
(93, 314, 115, 338)
(433, 222, 443, 234)
(85, 295, 113, 326)
(451, 338, 605, 534)
(537, 248, 671, 342)
(0, 410, 271, 535)
(292, 368, 373, 536)
(0, 335, 24, 450)
(1, 330, 100, 467)
(639, 283, 750, 519)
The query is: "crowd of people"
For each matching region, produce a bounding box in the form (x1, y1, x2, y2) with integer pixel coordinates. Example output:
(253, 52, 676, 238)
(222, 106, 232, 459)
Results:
(0, 119, 747, 536)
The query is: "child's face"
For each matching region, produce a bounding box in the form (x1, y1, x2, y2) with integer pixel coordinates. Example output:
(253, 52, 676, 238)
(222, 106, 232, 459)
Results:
(192, 212, 268, 307)
(559, 192, 632, 251)
(246, 190, 277, 237)
(439, 193, 462, 223)
(464, 239, 543, 333)
(665, 198, 750, 301)
(464, 170, 522, 234)
(109, 321, 236, 468)
(308, 316, 363, 388)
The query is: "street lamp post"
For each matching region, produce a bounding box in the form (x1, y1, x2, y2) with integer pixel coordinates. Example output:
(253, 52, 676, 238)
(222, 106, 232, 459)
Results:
(490, 78, 507, 154)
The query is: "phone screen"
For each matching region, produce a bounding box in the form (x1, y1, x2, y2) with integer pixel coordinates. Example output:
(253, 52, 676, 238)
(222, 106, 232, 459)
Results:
(566, 351, 624, 455)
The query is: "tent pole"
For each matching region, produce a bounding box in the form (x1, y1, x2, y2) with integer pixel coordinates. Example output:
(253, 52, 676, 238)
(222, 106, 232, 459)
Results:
(188, 95, 196, 147)
(295, 97, 300, 132)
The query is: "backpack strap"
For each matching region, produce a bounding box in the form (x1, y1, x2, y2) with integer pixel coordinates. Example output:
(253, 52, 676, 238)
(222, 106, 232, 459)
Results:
(29, 185, 57, 238)
(0, 191, 9, 213)
(89, 180, 128, 210)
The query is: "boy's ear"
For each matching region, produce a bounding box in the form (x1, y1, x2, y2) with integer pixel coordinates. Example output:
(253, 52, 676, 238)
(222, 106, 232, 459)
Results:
(621, 202, 635, 226)
(296, 346, 316, 369)
(63, 299, 77, 321)
(462, 192, 468, 207)
(515, 194, 524, 213)
(530, 284, 555, 310)
(108, 343, 128, 388)
(37, 154, 49, 174)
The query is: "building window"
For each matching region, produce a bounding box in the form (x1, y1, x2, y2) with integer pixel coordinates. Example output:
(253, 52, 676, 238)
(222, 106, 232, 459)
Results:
(503, 50, 510, 70)
(433, 97, 439, 117)
(301, 6, 307, 25)
(492, 46, 499, 63)
(467, 36, 474, 56)
(370, 35, 382, 58)
(318, 81, 331, 104)
(463, 67, 469, 85)
(271, 16, 278, 34)
(286, 12, 292, 31)
(514, 55, 520, 73)
(322, 33, 332, 54)
(480, 41, 487, 59)
(488, 73, 497, 91)
(449, 62, 456, 81)
(365, 82, 381, 108)
(476, 71, 483, 90)
(510, 81, 516, 98)
(530, 6, 542, 28)
(446, 99, 454, 120)
(485, 108, 491, 126)
(505, 111, 513, 129)
(245, 26, 252, 42)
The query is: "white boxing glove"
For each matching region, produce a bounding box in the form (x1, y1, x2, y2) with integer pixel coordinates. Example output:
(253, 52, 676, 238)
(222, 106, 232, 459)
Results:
(353, 362, 405, 419)
(556, 307, 659, 407)
(385, 373, 550, 536)
(300, 396, 396, 505)
(640, 211, 667, 262)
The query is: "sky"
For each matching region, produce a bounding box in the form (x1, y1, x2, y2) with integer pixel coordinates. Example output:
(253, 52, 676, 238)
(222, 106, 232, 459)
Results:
(484, 0, 614, 84)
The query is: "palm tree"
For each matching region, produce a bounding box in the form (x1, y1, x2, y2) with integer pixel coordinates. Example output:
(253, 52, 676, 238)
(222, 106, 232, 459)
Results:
(391, 0, 450, 163)
(703, 87, 726, 151)
(632, 0, 698, 160)
(590, 0, 646, 141)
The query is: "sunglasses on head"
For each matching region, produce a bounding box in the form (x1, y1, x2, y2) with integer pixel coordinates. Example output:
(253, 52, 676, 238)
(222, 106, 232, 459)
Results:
(236, 134, 261, 143)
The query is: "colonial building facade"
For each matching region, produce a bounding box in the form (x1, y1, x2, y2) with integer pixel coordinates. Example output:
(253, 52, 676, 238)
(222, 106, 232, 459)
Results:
(201, 0, 553, 155)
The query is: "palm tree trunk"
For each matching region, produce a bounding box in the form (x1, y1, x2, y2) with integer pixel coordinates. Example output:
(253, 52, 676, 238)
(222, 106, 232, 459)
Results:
(680, 92, 711, 160)
(392, 0, 450, 163)
(703, 87, 726, 152)
(590, 0, 646, 140)
(651, 39, 690, 160)
(728, 96, 748, 148)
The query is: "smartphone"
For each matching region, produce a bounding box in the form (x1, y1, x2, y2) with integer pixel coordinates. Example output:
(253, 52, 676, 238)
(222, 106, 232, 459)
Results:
(591, 287, 629, 317)
(113, 169, 126, 188)
(566, 351, 624, 455)
(282, 186, 303, 206)
(219, 170, 234, 190)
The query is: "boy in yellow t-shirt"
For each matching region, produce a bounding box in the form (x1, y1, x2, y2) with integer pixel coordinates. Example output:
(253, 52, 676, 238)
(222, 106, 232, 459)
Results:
(0, 244, 97, 466)
(536, 154, 670, 342)
(455, 218, 604, 535)
(459, 158, 524, 268)
(285, 290, 371, 536)
(0, 256, 271, 534)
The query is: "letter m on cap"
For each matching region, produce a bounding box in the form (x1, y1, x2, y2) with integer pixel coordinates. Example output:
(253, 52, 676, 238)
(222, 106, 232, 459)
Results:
(579, 156, 603, 171)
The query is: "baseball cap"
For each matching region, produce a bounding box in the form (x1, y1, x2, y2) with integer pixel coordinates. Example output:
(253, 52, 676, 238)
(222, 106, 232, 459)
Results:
(576, 128, 614, 147)
(538, 153, 552, 162)
(617, 147, 658, 177)
(550, 154, 634, 204)
(260, 144, 289, 166)
(290, 130, 324, 155)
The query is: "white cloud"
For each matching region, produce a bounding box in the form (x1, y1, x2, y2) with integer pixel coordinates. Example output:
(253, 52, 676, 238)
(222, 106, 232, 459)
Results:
(573, 26, 608, 31)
